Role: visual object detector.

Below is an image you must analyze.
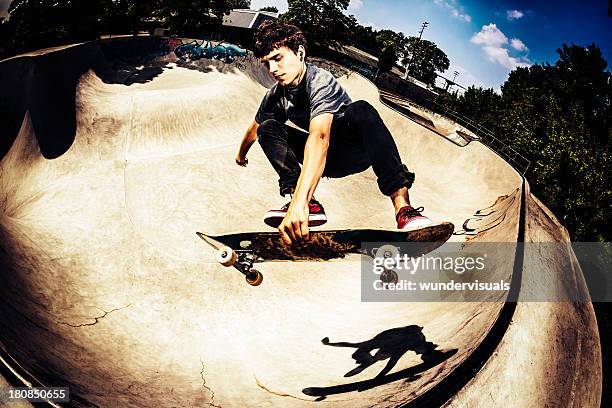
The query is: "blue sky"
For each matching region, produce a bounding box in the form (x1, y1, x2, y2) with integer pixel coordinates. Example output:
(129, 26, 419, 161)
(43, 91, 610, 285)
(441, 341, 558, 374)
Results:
(250, 0, 611, 90)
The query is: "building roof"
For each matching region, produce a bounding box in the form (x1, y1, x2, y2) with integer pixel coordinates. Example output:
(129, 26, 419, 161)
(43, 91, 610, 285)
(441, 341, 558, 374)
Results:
(222, 9, 279, 29)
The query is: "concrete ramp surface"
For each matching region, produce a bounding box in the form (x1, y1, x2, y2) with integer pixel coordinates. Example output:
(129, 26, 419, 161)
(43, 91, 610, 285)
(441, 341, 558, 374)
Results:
(0, 37, 601, 407)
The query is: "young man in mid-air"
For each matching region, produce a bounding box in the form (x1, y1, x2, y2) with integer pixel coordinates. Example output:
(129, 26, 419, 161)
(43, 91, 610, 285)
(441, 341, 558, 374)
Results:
(236, 21, 432, 245)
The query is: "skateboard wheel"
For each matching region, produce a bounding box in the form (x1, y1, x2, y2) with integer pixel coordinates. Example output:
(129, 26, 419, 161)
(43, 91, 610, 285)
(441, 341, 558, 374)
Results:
(375, 244, 400, 264)
(381, 270, 399, 285)
(246, 269, 263, 286)
(216, 246, 237, 267)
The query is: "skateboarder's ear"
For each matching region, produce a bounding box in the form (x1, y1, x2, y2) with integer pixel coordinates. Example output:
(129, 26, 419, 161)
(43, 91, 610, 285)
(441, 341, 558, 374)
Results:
(298, 46, 305, 61)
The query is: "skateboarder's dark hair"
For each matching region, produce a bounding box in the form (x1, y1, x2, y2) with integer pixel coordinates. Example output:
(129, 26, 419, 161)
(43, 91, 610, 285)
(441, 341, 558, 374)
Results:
(253, 20, 307, 58)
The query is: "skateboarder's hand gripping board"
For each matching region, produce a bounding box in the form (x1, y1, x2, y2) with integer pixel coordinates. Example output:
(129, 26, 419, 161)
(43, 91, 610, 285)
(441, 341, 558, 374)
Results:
(278, 113, 332, 245)
(236, 114, 332, 245)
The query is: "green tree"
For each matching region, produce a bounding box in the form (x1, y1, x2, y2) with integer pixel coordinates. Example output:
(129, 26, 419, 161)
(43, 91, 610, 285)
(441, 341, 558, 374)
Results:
(500, 44, 611, 241)
(259, 6, 279, 13)
(228, 0, 251, 9)
(454, 87, 503, 133)
(281, 0, 358, 50)
(122, 0, 165, 35)
(554, 44, 610, 144)
(352, 23, 378, 52)
(439, 44, 612, 241)
(403, 37, 449, 86)
(0, 0, 114, 55)
(372, 29, 449, 86)
(374, 44, 397, 82)
(0, 0, 252, 57)
(375, 29, 409, 60)
(157, 0, 247, 36)
(445, 43, 610, 241)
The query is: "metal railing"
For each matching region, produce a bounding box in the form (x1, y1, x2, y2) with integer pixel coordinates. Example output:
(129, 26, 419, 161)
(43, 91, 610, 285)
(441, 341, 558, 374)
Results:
(431, 99, 531, 175)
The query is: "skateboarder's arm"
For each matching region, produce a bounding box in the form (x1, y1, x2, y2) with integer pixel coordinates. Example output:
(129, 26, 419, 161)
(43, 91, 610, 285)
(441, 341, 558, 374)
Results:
(236, 120, 259, 166)
(292, 113, 333, 205)
(279, 114, 332, 244)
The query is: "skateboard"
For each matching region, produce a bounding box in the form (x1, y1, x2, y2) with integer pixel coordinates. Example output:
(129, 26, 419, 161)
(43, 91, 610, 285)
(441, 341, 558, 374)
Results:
(196, 222, 454, 286)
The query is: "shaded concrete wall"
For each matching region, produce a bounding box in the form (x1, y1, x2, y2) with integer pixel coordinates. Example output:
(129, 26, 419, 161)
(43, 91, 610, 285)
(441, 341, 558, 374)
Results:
(446, 181, 601, 407)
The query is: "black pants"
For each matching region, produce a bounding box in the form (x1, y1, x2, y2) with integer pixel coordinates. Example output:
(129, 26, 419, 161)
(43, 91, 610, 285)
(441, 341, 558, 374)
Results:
(257, 100, 415, 197)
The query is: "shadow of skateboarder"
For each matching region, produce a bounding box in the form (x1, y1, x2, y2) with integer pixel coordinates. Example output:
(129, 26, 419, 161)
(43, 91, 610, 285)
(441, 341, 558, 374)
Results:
(302, 325, 458, 401)
(321, 325, 444, 378)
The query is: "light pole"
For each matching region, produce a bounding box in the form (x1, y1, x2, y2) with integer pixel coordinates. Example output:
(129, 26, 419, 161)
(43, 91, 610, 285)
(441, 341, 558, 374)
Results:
(445, 71, 460, 91)
(405, 21, 429, 79)
(418, 21, 429, 40)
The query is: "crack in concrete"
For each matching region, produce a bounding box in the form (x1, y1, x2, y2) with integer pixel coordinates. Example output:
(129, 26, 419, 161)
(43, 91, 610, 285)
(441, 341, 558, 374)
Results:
(57, 304, 132, 327)
(200, 359, 221, 408)
(254, 376, 313, 402)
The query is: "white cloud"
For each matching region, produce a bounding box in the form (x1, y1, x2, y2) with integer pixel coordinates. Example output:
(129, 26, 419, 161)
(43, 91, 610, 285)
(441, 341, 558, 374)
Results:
(434, 0, 472, 23)
(471, 23, 508, 47)
(506, 9, 524, 20)
(510, 38, 528, 52)
(451, 9, 471, 22)
(471, 24, 531, 70)
(348, 0, 363, 10)
(482, 46, 530, 70)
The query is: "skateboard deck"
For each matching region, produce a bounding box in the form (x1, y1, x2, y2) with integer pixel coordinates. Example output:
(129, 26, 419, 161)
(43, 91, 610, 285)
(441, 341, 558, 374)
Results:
(197, 222, 454, 286)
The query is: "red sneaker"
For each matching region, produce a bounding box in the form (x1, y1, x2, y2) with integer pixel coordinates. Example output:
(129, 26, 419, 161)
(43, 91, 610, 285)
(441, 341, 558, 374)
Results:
(264, 199, 327, 228)
(396, 206, 433, 230)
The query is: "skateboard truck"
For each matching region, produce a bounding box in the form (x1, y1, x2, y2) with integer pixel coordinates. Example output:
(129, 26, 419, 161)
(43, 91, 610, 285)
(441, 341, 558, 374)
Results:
(373, 244, 400, 285)
(197, 232, 263, 286)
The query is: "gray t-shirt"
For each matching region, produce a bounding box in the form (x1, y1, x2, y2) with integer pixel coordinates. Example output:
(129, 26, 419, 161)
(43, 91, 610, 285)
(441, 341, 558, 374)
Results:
(255, 63, 352, 131)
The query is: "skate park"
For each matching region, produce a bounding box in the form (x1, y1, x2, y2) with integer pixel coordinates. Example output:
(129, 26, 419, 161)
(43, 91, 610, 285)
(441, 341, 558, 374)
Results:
(0, 36, 601, 407)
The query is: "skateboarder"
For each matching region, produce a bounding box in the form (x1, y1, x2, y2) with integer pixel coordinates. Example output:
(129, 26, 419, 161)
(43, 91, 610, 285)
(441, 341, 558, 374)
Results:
(236, 21, 432, 245)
